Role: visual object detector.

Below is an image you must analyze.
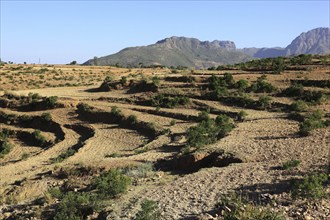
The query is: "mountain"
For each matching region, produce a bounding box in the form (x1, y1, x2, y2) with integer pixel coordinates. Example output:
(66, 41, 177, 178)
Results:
(242, 27, 330, 58)
(84, 27, 329, 68)
(83, 37, 251, 68)
(285, 27, 330, 55)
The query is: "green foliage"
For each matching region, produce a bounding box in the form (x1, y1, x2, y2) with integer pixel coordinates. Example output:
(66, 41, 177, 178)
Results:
(77, 103, 93, 113)
(120, 76, 128, 85)
(237, 110, 248, 121)
(257, 95, 272, 110)
(111, 106, 122, 117)
(251, 76, 277, 93)
(134, 199, 161, 220)
(104, 75, 114, 82)
(197, 111, 210, 122)
(186, 113, 234, 148)
(290, 100, 308, 112)
(290, 54, 312, 65)
(127, 115, 138, 125)
(281, 84, 304, 97)
(235, 79, 249, 92)
(44, 96, 58, 108)
(54, 148, 76, 163)
(282, 159, 301, 170)
(54, 192, 95, 220)
(32, 130, 47, 147)
(0, 140, 12, 158)
(151, 94, 190, 108)
(93, 169, 131, 199)
(151, 76, 161, 86)
(291, 173, 328, 199)
(299, 110, 327, 136)
(41, 112, 52, 121)
(169, 119, 176, 126)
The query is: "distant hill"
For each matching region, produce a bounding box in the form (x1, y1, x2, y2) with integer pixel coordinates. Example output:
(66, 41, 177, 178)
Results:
(83, 37, 251, 68)
(84, 27, 329, 68)
(241, 27, 330, 58)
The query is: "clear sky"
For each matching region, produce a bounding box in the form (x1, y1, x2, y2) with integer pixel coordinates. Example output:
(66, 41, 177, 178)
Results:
(1, 0, 329, 64)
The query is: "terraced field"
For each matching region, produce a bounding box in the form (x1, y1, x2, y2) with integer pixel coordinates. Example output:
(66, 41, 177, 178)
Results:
(0, 56, 330, 219)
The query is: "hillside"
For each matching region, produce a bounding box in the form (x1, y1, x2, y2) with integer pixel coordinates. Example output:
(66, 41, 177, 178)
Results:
(83, 37, 252, 68)
(0, 54, 330, 219)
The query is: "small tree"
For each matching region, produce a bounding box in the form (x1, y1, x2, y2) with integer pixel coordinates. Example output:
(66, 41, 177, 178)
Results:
(134, 199, 160, 220)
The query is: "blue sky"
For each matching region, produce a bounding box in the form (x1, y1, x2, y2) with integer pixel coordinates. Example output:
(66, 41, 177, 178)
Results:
(1, 1, 329, 64)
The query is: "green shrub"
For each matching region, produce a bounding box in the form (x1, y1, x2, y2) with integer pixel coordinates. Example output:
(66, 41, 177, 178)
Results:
(169, 119, 176, 126)
(282, 159, 301, 170)
(291, 173, 328, 199)
(197, 111, 210, 122)
(111, 106, 122, 117)
(251, 76, 277, 93)
(54, 148, 76, 163)
(93, 169, 131, 199)
(41, 112, 52, 121)
(0, 140, 12, 158)
(120, 76, 128, 85)
(298, 110, 327, 136)
(237, 110, 248, 121)
(44, 96, 58, 108)
(134, 199, 160, 220)
(186, 114, 234, 148)
(257, 95, 272, 110)
(151, 94, 190, 108)
(127, 115, 138, 125)
(235, 79, 249, 92)
(77, 103, 93, 113)
(32, 130, 47, 147)
(281, 84, 304, 97)
(54, 192, 95, 220)
(290, 100, 308, 112)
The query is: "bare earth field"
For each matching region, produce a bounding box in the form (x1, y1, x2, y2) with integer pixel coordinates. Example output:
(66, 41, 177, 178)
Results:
(0, 57, 330, 220)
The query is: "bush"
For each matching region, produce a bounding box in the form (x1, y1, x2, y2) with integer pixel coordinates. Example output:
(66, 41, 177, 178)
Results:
(127, 115, 138, 125)
(169, 120, 176, 126)
(290, 100, 308, 112)
(151, 94, 190, 108)
(197, 111, 210, 122)
(251, 76, 277, 93)
(257, 95, 272, 110)
(291, 173, 328, 199)
(282, 159, 301, 170)
(32, 130, 47, 147)
(281, 84, 304, 97)
(41, 112, 52, 121)
(93, 169, 131, 199)
(235, 79, 249, 92)
(186, 113, 234, 149)
(44, 96, 58, 108)
(237, 110, 248, 121)
(54, 192, 95, 220)
(298, 110, 327, 136)
(134, 199, 160, 220)
(76, 103, 93, 113)
(0, 140, 12, 158)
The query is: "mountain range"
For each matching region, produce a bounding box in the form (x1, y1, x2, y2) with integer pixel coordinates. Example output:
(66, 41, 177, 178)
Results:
(84, 27, 330, 68)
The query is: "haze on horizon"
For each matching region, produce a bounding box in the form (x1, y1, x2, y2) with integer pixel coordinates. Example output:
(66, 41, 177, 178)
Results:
(1, 0, 329, 64)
